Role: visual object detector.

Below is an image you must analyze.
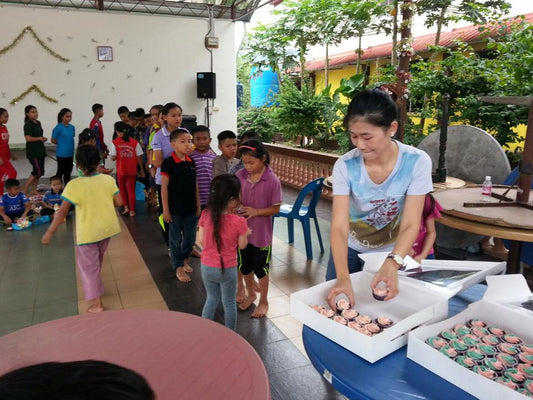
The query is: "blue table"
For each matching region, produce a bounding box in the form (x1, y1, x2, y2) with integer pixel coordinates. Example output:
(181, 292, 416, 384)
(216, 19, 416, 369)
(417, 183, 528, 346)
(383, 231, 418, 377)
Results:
(303, 284, 486, 400)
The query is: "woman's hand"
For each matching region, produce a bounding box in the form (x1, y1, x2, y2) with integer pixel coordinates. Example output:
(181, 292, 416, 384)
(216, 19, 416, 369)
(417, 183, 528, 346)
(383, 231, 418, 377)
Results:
(371, 259, 399, 300)
(327, 277, 355, 310)
(162, 211, 172, 223)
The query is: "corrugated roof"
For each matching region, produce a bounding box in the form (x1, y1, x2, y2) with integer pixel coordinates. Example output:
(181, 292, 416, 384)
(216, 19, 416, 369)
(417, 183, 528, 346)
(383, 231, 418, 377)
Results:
(306, 13, 533, 71)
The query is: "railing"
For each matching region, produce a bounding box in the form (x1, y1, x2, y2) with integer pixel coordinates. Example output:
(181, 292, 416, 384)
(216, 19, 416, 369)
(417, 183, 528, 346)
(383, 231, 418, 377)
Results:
(264, 143, 339, 200)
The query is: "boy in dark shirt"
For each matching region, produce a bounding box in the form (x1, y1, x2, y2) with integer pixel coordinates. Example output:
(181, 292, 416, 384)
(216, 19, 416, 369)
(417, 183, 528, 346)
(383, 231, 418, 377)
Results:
(161, 128, 200, 282)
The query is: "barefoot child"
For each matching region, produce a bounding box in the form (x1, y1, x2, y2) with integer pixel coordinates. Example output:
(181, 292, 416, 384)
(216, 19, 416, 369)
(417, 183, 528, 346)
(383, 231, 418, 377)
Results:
(161, 128, 201, 282)
(198, 174, 251, 330)
(41, 175, 64, 216)
(235, 139, 282, 318)
(0, 108, 17, 195)
(23, 105, 47, 195)
(0, 179, 31, 228)
(411, 193, 443, 263)
(42, 145, 122, 313)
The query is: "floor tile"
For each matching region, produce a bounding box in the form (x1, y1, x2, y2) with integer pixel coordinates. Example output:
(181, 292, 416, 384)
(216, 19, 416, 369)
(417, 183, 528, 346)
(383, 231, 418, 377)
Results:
(32, 301, 78, 324)
(119, 287, 164, 309)
(270, 314, 304, 339)
(263, 295, 291, 319)
(254, 339, 310, 375)
(0, 308, 34, 331)
(115, 274, 158, 294)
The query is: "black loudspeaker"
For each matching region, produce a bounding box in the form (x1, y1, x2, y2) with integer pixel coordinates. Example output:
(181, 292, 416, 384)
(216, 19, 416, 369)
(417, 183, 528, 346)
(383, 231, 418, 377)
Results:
(197, 72, 216, 99)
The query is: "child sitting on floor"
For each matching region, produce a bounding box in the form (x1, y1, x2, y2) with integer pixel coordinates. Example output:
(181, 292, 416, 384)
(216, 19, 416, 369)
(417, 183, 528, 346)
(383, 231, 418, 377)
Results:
(0, 179, 32, 229)
(41, 175, 64, 216)
(42, 145, 122, 313)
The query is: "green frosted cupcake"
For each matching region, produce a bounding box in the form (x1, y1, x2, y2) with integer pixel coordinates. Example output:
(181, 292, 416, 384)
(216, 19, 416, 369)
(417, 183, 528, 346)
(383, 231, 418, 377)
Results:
(477, 344, 497, 356)
(466, 348, 485, 362)
(518, 364, 533, 379)
(498, 342, 520, 356)
(473, 365, 496, 379)
(494, 377, 518, 390)
(518, 388, 533, 398)
(471, 327, 490, 337)
(462, 334, 480, 347)
(440, 330, 458, 341)
(504, 368, 526, 383)
(449, 339, 468, 353)
(453, 324, 472, 337)
(455, 355, 476, 369)
(519, 353, 533, 364)
(426, 336, 448, 350)
(483, 357, 504, 373)
(524, 379, 533, 394)
(439, 345, 458, 359)
(496, 352, 518, 368)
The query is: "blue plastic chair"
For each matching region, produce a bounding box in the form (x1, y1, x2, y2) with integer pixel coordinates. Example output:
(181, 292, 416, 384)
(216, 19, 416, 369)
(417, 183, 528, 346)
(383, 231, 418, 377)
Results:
(273, 177, 325, 260)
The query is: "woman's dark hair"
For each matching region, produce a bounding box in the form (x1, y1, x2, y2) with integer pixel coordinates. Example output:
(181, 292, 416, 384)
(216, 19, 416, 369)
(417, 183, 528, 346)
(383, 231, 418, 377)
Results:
(0, 360, 154, 400)
(57, 108, 72, 124)
(343, 88, 397, 129)
(161, 102, 182, 116)
(0, 108, 7, 118)
(24, 105, 36, 122)
(207, 174, 241, 270)
(114, 121, 132, 142)
(79, 128, 96, 144)
(238, 138, 270, 164)
(76, 145, 100, 175)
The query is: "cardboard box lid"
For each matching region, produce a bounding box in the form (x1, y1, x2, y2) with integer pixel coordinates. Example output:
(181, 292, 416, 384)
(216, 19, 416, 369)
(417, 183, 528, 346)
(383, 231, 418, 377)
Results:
(484, 274, 532, 303)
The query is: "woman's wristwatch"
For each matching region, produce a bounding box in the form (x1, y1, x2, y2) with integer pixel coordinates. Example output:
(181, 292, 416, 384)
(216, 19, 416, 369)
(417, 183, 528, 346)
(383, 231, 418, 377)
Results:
(387, 252, 406, 270)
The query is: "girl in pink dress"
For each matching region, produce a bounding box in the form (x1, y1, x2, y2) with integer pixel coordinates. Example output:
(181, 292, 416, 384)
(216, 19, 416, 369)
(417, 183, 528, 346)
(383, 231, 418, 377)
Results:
(411, 193, 443, 263)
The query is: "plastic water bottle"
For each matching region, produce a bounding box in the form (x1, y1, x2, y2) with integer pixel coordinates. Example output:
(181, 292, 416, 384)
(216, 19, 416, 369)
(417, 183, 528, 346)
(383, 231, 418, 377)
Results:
(481, 176, 492, 202)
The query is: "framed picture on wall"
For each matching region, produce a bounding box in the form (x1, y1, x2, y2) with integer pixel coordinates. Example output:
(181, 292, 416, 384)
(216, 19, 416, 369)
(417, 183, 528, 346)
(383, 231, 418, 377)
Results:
(97, 46, 113, 61)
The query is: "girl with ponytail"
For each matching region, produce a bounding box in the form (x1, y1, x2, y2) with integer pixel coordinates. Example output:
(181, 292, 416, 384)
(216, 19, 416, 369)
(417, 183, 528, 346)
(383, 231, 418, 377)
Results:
(198, 174, 251, 331)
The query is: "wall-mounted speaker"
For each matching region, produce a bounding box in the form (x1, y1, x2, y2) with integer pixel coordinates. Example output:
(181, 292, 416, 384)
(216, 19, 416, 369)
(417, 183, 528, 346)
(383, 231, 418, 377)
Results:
(197, 72, 216, 99)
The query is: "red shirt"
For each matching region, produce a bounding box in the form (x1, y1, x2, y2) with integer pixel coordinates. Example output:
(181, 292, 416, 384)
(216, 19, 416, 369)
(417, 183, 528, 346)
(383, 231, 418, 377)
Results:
(0, 125, 11, 160)
(89, 118, 106, 152)
(112, 137, 140, 176)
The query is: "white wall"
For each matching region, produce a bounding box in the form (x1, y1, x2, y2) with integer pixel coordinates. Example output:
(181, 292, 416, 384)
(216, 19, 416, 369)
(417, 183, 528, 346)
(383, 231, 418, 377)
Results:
(0, 4, 236, 146)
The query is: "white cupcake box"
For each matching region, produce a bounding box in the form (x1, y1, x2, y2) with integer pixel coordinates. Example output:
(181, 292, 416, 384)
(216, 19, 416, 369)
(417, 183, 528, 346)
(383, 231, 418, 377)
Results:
(408, 274, 533, 400)
(290, 253, 505, 363)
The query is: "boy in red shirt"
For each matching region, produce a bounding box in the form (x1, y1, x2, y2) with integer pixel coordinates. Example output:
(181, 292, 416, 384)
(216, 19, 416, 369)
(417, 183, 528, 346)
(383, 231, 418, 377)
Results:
(0, 108, 17, 194)
(109, 122, 145, 217)
(89, 104, 108, 160)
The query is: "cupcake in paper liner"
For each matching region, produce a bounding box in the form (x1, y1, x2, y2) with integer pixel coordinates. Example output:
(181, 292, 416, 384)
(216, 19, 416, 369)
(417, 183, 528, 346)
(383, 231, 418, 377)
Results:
(518, 388, 533, 398)
(462, 334, 481, 347)
(521, 344, 533, 355)
(477, 344, 497, 357)
(467, 319, 487, 328)
(471, 327, 490, 338)
(453, 324, 472, 337)
(355, 314, 372, 326)
(376, 316, 394, 329)
(498, 342, 520, 356)
(466, 348, 485, 362)
(520, 353, 533, 364)
(455, 355, 476, 369)
(440, 330, 458, 341)
(524, 379, 533, 395)
(494, 377, 518, 390)
(426, 336, 448, 350)
(333, 315, 348, 325)
(439, 345, 458, 359)
(372, 283, 388, 301)
(481, 335, 500, 346)
(518, 363, 533, 379)
(496, 352, 518, 368)
(335, 299, 351, 314)
(502, 334, 523, 345)
(320, 308, 336, 319)
(341, 309, 358, 321)
(366, 323, 382, 335)
(473, 365, 496, 380)
(483, 357, 505, 374)
(503, 368, 526, 384)
(449, 339, 468, 354)
(487, 326, 506, 336)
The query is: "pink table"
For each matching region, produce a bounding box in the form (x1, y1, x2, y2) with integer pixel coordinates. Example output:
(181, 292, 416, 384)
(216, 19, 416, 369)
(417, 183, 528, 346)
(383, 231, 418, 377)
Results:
(0, 310, 270, 400)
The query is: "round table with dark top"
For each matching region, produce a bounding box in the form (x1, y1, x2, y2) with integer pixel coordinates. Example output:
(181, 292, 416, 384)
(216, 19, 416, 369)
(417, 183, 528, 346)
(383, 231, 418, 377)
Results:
(0, 309, 270, 400)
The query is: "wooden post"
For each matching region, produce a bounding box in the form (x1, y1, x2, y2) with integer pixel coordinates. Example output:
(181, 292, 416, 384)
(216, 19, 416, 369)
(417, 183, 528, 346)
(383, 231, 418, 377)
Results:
(396, 0, 413, 142)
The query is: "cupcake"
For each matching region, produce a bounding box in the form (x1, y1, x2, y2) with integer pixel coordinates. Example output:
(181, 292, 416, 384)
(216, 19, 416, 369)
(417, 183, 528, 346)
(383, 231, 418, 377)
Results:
(462, 334, 481, 347)
(466, 348, 485, 362)
(358, 327, 373, 337)
(335, 299, 351, 314)
(449, 339, 468, 354)
(320, 308, 336, 318)
(494, 377, 518, 390)
(333, 315, 348, 325)
(311, 304, 324, 312)
(341, 309, 358, 321)
(426, 336, 448, 350)
(502, 334, 523, 345)
(524, 379, 533, 395)
(366, 323, 382, 335)
(439, 345, 458, 359)
(453, 325, 472, 337)
(467, 319, 487, 328)
(521, 344, 533, 355)
(477, 344, 497, 357)
(518, 364, 533, 379)
(455, 355, 476, 369)
(496, 353, 518, 368)
(519, 353, 533, 364)
(518, 388, 533, 398)
(471, 327, 490, 338)
(372, 286, 388, 301)
(473, 365, 496, 379)
(503, 368, 526, 384)
(481, 335, 500, 346)
(483, 358, 505, 373)
(487, 326, 506, 336)
(376, 316, 394, 329)
(355, 314, 372, 325)
(347, 321, 360, 330)
(498, 342, 520, 356)
(440, 330, 458, 341)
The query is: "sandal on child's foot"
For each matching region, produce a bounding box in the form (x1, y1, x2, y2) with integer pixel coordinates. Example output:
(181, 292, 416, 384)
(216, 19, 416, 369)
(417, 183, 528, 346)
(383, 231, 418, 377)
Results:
(121, 209, 130, 215)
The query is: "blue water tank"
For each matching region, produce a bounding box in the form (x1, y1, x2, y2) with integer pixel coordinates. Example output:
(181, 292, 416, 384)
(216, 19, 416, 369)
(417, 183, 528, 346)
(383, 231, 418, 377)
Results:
(250, 67, 279, 107)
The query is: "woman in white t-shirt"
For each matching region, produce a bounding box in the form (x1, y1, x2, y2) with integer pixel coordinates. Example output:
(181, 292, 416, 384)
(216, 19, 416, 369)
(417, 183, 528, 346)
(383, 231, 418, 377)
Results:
(327, 88, 433, 308)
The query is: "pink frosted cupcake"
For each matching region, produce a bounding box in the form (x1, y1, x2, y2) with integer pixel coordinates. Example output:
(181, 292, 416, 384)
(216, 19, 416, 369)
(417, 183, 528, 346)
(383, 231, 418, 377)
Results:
(467, 319, 487, 328)
(355, 314, 372, 325)
(347, 321, 360, 330)
(376, 316, 394, 329)
(311, 304, 324, 312)
(341, 309, 358, 321)
(320, 308, 336, 318)
(333, 315, 348, 325)
(335, 299, 351, 314)
(502, 334, 523, 345)
(372, 286, 388, 301)
(366, 323, 382, 335)
(521, 344, 533, 355)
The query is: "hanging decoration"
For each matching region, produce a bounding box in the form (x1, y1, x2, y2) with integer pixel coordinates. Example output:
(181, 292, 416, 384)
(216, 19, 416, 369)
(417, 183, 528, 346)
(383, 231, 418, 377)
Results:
(0, 26, 69, 62)
(10, 84, 58, 104)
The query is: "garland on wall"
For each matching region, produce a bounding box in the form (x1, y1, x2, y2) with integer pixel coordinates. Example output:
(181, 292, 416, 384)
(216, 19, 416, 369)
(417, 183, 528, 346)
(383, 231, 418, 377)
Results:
(0, 26, 69, 62)
(10, 85, 58, 105)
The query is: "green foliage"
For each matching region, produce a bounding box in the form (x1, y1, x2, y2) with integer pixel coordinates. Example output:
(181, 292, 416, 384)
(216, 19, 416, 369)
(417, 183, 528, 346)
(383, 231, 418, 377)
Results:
(407, 17, 532, 151)
(272, 80, 335, 146)
(236, 56, 251, 108)
(237, 107, 277, 143)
